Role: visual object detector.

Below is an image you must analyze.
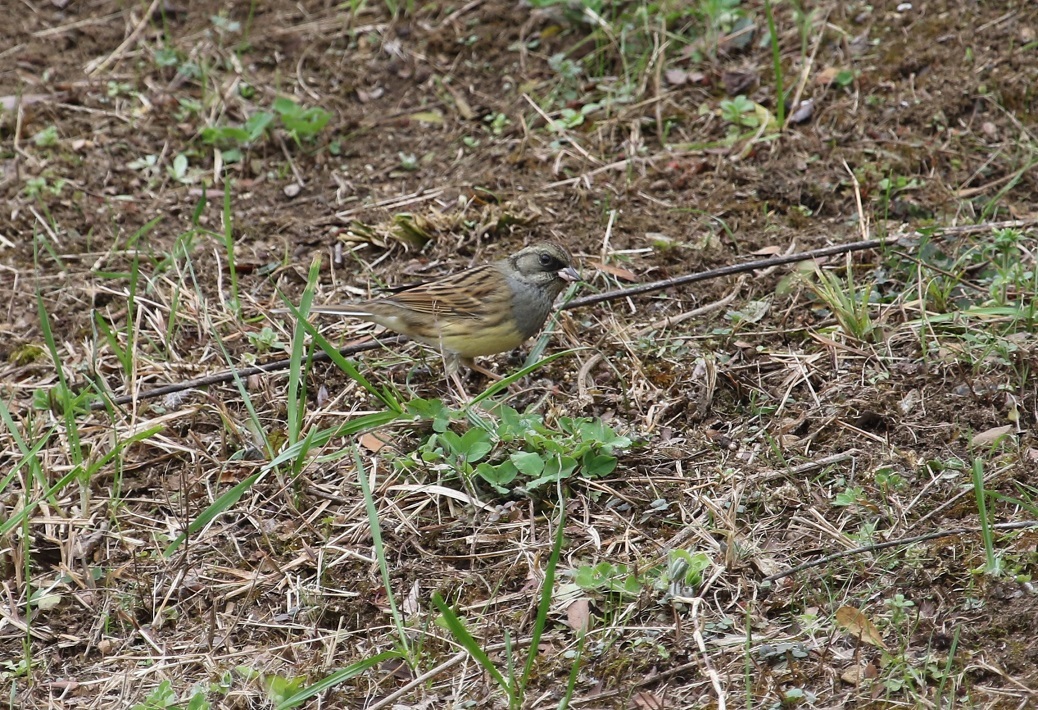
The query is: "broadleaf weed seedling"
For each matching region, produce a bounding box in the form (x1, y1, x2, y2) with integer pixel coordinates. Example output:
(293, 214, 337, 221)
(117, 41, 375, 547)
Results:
(200, 97, 330, 155)
(200, 110, 276, 151)
(273, 96, 332, 145)
(719, 95, 773, 143)
(32, 125, 59, 147)
(570, 549, 710, 628)
(400, 398, 632, 495)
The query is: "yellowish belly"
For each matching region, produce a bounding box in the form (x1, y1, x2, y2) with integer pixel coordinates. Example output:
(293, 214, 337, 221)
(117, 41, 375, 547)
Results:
(423, 319, 526, 358)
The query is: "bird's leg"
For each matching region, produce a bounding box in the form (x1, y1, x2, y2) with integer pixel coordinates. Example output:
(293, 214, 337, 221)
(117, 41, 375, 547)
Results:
(462, 357, 502, 382)
(441, 352, 471, 403)
(448, 370, 471, 402)
(460, 357, 515, 399)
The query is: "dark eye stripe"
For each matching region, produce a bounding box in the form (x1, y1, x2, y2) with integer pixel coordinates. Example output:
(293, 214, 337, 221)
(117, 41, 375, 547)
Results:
(539, 253, 564, 270)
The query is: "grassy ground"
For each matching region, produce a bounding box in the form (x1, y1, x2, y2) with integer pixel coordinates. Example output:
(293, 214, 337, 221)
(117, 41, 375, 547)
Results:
(3, 0, 1038, 707)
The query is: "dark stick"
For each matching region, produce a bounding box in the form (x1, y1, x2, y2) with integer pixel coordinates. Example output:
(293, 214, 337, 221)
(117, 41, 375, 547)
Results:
(93, 336, 405, 409)
(94, 237, 894, 408)
(561, 237, 893, 310)
(762, 520, 1038, 582)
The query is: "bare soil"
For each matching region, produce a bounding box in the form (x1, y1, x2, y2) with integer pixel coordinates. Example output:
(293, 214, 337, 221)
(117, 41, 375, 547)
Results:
(2, 0, 1038, 707)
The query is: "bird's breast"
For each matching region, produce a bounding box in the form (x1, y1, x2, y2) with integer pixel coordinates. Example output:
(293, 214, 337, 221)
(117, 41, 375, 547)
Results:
(508, 284, 554, 340)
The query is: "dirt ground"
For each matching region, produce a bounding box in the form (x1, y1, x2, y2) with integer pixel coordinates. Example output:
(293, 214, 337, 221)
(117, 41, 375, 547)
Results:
(3, 0, 1038, 707)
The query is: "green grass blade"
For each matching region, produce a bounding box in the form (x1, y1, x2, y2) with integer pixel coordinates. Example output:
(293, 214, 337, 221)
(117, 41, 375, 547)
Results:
(93, 311, 132, 378)
(353, 446, 411, 656)
(269, 409, 402, 469)
(0, 426, 161, 537)
(763, 0, 784, 126)
(279, 299, 402, 412)
(934, 626, 961, 706)
(287, 256, 322, 446)
(164, 409, 401, 556)
(986, 491, 1038, 517)
(504, 631, 518, 709)
(522, 505, 565, 685)
(0, 397, 55, 487)
(432, 592, 512, 701)
(35, 278, 83, 467)
(182, 251, 271, 458)
(221, 180, 240, 315)
(122, 215, 160, 382)
(557, 626, 586, 710)
(0, 416, 56, 511)
(276, 650, 404, 709)
(163, 468, 265, 557)
(469, 349, 576, 408)
(972, 458, 1001, 575)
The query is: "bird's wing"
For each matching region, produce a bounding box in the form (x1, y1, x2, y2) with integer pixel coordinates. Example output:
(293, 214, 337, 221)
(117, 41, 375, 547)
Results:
(382, 264, 498, 319)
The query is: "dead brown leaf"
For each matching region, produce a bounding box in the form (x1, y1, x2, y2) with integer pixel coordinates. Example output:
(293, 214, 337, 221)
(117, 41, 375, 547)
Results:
(590, 260, 638, 282)
(360, 432, 390, 453)
(971, 425, 1013, 447)
(565, 597, 591, 632)
(665, 68, 689, 86)
(815, 66, 841, 85)
(841, 665, 865, 685)
(834, 606, 887, 650)
(631, 691, 667, 709)
(841, 663, 877, 685)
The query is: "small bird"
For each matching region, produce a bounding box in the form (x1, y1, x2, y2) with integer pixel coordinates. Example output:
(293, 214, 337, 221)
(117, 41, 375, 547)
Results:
(303, 242, 580, 386)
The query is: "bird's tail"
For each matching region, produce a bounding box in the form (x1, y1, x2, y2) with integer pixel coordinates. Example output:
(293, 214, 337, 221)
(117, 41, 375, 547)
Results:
(271, 305, 372, 317)
(300, 305, 375, 318)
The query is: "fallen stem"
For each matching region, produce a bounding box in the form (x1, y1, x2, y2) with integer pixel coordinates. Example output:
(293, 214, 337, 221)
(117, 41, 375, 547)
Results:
(763, 520, 1038, 582)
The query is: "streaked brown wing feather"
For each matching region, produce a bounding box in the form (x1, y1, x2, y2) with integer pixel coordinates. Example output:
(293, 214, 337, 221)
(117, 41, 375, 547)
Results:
(379, 264, 501, 318)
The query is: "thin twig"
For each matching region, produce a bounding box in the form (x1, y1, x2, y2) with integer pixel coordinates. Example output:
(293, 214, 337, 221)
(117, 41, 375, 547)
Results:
(763, 520, 1038, 582)
(85, 0, 162, 75)
(564, 217, 1038, 313)
(365, 637, 533, 710)
(91, 336, 405, 409)
(562, 237, 894, 311)
(751, 449, 862, 487)
(364, 651, 466, 710)
(692, 596, 727, 710)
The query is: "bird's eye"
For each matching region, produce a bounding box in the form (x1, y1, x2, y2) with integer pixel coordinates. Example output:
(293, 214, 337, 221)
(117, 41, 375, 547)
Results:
(539, 252, 557, 268)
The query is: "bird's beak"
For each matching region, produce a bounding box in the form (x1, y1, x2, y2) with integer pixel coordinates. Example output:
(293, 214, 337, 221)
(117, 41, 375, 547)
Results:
(559, 266, 581, 282)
